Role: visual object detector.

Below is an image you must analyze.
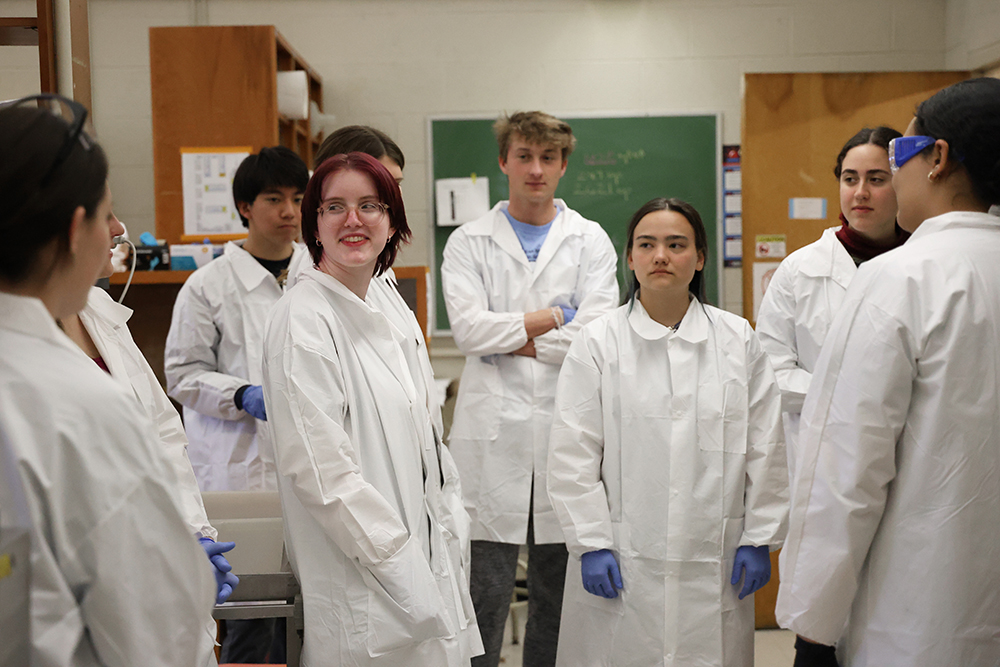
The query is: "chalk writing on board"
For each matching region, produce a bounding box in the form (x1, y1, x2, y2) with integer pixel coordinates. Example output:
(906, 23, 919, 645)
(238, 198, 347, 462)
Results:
(581, 149, 646, 166)
(572, 170, 632, 201)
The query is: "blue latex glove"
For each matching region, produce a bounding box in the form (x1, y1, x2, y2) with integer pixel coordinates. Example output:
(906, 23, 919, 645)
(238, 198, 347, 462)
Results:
(580, 549, 623, 599)
(241, 384, 267, 421)
(559, 306, 577, 325)
(731, 544, 771, 600)
(199, 537, 239, 604)
(138, 231, 158, 246)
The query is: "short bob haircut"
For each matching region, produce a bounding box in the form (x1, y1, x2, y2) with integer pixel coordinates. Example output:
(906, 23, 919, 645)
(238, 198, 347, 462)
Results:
(314, 125, 405, 171)
(623, 197, 709, 306)
(833, 126, 902, 179)
(232, 146, 309, 227)
(301, 152, 411, 277)
(0, 102, 108, 284)
(914, 77, 1000, 207)
(494, 111, 577, 163)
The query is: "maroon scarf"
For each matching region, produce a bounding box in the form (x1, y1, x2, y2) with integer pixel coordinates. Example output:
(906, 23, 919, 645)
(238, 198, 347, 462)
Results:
(835, 213, 909, 262)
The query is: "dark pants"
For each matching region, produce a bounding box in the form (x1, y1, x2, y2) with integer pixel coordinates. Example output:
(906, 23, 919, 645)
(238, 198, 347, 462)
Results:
(220, 618, 286, 664)
(470, 515, 568, 667)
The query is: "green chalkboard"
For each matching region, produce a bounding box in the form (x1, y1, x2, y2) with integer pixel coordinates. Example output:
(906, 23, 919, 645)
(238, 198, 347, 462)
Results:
(431, 115, 719, 332)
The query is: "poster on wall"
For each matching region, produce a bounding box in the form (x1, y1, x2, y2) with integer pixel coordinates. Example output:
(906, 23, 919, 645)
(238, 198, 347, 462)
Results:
(752, 261, 780, 320)
(181, 147, 251, 238)
(723, 144, 742, 267)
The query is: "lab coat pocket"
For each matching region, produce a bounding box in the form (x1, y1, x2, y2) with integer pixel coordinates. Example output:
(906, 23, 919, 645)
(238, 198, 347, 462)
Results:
(360, 536, 454, 657)
(565, 553, 626, 615)
(449, 360, 500, 441)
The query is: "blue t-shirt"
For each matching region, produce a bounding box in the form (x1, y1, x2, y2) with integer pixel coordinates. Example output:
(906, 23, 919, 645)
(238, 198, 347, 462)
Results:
(502, 205, 562, 262)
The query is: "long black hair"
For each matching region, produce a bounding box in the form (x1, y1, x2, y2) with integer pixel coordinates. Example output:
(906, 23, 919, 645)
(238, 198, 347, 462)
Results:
(623, 197, 708, 306)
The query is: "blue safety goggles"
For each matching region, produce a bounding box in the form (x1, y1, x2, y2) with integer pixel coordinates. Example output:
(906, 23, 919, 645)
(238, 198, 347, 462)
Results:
(888, 136, 936, 173)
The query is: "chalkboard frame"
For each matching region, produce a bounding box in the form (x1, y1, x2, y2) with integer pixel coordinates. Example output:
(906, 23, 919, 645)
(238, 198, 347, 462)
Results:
(426, 112, 723, 335)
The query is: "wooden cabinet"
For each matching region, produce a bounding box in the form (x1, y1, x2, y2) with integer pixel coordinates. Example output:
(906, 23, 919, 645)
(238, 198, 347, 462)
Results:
(149, 25, 322, 244)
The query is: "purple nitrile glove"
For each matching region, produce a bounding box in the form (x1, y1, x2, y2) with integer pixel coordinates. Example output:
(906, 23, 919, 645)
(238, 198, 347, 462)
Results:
(199, 537, 240, 604)
(731, 544, 770, 600)
(580, 549, 623, 599)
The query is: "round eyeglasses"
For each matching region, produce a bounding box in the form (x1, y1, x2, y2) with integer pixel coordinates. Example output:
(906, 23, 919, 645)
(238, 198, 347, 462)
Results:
(317, 201, 389, 225)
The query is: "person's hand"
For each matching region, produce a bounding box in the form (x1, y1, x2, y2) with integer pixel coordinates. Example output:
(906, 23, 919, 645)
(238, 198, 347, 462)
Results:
(241, 385, 267, 421)
(792, 635, 840, 667)
(580, 549, 623, 599)
(731, 544, 770, 600)
(559, 306, 577, 324)
(199, 537, 240, 604)
(511, 340, 536, 357)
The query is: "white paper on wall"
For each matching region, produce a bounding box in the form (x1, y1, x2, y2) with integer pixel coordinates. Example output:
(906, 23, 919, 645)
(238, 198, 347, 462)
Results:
(181, 148, 250, 237)
(788, 197, 827, 219)
(724, 193, 742, 214)
(435, 177, 490, 227)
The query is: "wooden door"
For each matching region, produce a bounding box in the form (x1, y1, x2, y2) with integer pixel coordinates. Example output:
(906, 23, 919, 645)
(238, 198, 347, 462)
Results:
(741, 71, 969, 630)
(742, 71, 968, 325)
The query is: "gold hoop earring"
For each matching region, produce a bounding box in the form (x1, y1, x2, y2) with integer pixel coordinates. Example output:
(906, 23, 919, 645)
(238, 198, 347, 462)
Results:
(315, 239, 322, 247)
(928, 171, 936, 182)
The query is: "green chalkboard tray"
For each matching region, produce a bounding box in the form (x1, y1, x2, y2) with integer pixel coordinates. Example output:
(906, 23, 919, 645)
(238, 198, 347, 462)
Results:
(430, 114, 720, 333)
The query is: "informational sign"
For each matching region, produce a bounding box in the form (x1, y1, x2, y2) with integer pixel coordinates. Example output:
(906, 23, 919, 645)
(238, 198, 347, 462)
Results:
(435, 176, 490, 227)
(181, 147, 250, 238)
(755, 234, 787, 259)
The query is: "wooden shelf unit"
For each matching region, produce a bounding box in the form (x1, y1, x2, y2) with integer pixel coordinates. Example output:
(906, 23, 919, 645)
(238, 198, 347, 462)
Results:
(149, 25, 323, 245)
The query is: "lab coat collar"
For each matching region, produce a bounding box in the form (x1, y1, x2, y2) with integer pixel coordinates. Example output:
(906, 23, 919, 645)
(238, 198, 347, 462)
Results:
(626, 294, 708, 343)
(83, 285, 132, 327)
(800, 227, 856, 289)
(0, 291, 76, 348)
(909, 210, 1000, 241)
(79, 287, 134, 387)
(225, 240, 304, 293)
(472, 200, 582, 270)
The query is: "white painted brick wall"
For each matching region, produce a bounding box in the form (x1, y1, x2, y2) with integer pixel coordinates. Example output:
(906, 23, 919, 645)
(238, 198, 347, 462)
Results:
(9, 0, 969, 278)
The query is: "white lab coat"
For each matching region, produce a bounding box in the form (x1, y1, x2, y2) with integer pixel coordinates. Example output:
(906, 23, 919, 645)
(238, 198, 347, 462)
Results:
(755, 227, 856, 475)
(80, 287, 216, 540)
(442, 200, 619, 544)
(262, 268, 481, 666)
(0, 292, 218, 667)
(548, 298, 788, 667)
(165, 240, 308, 491)
(776, 211, 1000, 665)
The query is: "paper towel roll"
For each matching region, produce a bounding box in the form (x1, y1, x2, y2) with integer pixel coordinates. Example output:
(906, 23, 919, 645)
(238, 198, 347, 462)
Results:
(277, 70, 309, 120)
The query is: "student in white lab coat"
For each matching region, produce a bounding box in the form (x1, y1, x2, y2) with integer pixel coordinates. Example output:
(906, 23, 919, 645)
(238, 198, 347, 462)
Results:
(548, 198, 788, 667)
(0, 95, 217, 666)
(55, 203, 238, 606)
(776, 77, 1000, 666)
(441, 112, 620, 667)
(165, 146, 310, 494)
(262, 152, 481, 666)
(755, 127, 907, 478)
(166, 145, 309, 663)
(298, 127, 467, 551)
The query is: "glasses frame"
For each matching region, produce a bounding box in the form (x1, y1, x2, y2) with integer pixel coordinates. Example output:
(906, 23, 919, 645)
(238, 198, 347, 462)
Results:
(888, 135, 936, 173)
(4, 93, 94, 186)
(317, 200, 390, 226)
